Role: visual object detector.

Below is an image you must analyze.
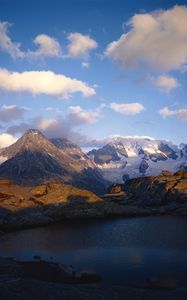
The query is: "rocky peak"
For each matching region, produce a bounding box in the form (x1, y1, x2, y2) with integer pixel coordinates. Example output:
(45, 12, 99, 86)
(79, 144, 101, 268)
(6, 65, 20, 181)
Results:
(88, 142, 129, 165)
(24, 129, 42, 135)
(88, 143, 121, 164)
(0, 130, 107, 194)
(158, 142, 178, 160)
(0, 129, 58, 159)
(180, 144, 187, 159)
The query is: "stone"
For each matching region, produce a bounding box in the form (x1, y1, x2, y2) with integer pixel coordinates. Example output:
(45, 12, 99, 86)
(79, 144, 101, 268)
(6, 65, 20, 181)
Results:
(124, 174, 187, 206)
(174, 170, 187, 178)
(31, 185, 47, 197)
(107, 184, 122, 194)
(0, 191, 14, 200)
(0, 179, 12, 187)
(162, 170, 173, 176)
(139, 159, 149, 174)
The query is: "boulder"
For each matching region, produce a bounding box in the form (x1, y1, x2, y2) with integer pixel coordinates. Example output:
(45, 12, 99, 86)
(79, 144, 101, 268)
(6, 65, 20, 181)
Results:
(124, 177, 166, 205)
(162, 170, 173, 177)
(0, 179, 12, 187)
(167, 178, 187, 202)
(31, 185, 47, 197)
(107, 184, 122, 194)
(0, 191, 14, 200)
(124, 173, 187, 206)
(174, 170, 187, 178)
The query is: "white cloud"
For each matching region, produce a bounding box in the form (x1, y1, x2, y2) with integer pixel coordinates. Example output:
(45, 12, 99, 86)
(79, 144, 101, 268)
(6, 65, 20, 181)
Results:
(159, 106, 187, 120)
(0, 104, 29, 122)
(0, 21, 24, 59)
(110, 102, 145, 115)
(0, 22, 62, 59)
(152, 75, 179, 92)
(0, 68, 95, 98)
(28, 34, 62, 58)
(81, 62, 90, 68)
(106, 5, 187, 72)
(67, 32, 98, 58)
(0, 133, 17, 148)
(0, 23, 96, 61)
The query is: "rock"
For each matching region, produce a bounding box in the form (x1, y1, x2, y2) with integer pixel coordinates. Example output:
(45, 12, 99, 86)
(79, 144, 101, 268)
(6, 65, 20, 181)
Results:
(148, 276, 179, 290)
(1, 172, 187, 231)
(0, 180, 106, 230)
(21, 260, 101, 284)
(31, 185, 47, 197)
(33, 255, 41, 260)
(174, 170, 187, 178)
(162, 170, 173, 177)
(107, 184, 122, 194)
(167, 178, 187, 202)
(139, 159, 149, 175)
(0, 179, 12, 187)
(124, 174, 187, 206)
(0, 191, 14, 200)
(63, 271, 101, 284)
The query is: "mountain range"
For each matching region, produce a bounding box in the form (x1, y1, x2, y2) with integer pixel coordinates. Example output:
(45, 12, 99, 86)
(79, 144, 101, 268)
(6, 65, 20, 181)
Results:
(87, 136, 187, 183)
(0, 130, 186, 190)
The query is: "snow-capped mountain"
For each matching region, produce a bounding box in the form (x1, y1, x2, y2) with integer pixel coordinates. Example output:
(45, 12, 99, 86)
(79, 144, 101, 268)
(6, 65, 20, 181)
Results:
(87, 136, 186, 183)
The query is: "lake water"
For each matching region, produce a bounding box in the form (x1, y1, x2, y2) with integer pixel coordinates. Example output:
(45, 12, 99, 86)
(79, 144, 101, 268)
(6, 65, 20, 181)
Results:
(0, 216, 187, 287)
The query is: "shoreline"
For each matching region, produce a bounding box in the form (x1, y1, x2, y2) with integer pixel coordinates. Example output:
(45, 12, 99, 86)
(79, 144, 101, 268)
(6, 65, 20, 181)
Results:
(1, 204, 187, 233)
(0, 257, 187, 300)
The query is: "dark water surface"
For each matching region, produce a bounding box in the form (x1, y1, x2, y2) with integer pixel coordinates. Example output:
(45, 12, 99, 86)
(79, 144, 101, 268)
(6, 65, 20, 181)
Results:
(0, 216, 187, 287)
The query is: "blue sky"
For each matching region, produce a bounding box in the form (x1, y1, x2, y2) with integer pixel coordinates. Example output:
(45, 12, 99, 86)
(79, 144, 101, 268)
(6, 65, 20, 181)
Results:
(0, 0, 187, 147)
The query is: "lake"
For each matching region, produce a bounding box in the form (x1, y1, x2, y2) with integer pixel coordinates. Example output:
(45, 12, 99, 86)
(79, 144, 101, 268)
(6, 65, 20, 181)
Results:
(0, 216, 187, 287)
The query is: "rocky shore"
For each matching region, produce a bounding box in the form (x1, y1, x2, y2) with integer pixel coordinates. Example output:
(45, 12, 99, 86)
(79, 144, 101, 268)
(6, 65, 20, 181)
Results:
(0, 170, 187, 231)
(0, 257, 187, 300)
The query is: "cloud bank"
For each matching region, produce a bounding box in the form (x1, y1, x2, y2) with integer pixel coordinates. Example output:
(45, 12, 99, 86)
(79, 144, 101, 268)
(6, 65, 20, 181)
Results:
(0, 68, 95, 98)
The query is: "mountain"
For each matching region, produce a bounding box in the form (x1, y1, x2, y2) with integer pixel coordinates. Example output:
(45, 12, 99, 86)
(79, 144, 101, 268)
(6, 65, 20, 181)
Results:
(50, 137, 95, 169)
(0, 129, 107, 194)
(87, 137, 186, 183)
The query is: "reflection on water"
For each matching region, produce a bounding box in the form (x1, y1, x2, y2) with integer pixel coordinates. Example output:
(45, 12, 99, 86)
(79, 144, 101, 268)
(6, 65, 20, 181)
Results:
(0, 216, 187, 286)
